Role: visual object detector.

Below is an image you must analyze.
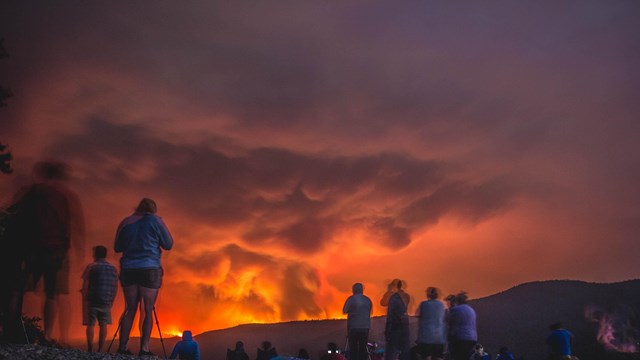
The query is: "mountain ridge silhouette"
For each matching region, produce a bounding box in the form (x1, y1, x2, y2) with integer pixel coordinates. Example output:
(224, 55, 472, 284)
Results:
(150, 279, 640, 360)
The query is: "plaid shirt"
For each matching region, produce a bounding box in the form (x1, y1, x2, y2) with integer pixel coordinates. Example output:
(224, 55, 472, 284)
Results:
(82, 259, 118, 307)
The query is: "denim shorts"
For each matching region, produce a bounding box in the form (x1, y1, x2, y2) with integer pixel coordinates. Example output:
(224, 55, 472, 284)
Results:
(119, 267, 163, 289)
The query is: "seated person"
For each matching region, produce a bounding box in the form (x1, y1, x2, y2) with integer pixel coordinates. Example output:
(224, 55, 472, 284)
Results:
(228, 341, 250, 360)
(256, 340, 278, 360)
(469, 343, 490, 360)
(170, 330, 200, 360)
(321, 342, 346, 360)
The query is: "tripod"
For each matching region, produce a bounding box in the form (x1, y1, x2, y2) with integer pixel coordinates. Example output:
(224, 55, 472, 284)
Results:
(153, 306, 167, 358)
(107, 307, 167, 358)
(106, 310, 126, 353)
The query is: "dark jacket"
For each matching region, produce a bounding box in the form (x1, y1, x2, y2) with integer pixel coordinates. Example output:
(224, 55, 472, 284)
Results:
(256, 347, 277, 360)
(228, 348, 250, 360)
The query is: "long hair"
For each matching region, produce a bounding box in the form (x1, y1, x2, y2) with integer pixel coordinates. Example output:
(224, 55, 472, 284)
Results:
(136, 198, 157, 213)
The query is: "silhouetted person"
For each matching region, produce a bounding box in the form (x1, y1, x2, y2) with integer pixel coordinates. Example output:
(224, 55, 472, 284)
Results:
(81, 245, 118, 352)
(170, 330, 200, 360)
(444, 294, 457, 309)
(380, 279, 410, 307)
(16, 161, 85, 342)
(447, 292, 477, 360)
(469, 344, 490, 360)
(256, 340, 277, 360)
(546, 323, 574, 360)
(228, 341, 250, 360)
(412, 287, 446, 360)
(343, 282, 372, 360)
(296, 348, 311, 360)
(114, 198, 173, 356)
(381, 279, 410, 360)
(495, 346, 515, 360)
(321, 342, 347, 360)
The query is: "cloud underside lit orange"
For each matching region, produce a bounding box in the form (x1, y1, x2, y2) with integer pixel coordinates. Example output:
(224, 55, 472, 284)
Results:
(2, 0, 640, 341)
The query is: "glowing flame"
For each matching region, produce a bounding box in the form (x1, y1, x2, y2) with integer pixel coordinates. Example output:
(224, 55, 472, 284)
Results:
(166, 329, 183, 338)
(585, 305, 639, 353)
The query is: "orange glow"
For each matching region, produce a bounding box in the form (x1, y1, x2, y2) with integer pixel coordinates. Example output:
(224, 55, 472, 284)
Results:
(3, 1, 639, 342)
(166, 329, 183, 338)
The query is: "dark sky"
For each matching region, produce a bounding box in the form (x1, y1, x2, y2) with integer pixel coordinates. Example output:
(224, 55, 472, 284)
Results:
(1, 1, 640, 337)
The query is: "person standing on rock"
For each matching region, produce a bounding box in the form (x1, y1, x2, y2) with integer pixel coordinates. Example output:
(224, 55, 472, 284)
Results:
(381, 279, 411, 360)
(447, 292, 477, 360)
(81, 245, 118, 352)
(412, 287, 446, 360)
(114, 198, 173, 356)
(343, 282, 373, 360)
(19, 161, 86, 343)
(546, 322, 574, 360)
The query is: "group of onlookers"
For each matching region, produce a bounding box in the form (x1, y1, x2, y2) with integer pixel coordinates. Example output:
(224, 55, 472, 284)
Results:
(0, 161, 576, 360)
(0, 161, 177, 357)
(226, 340, 310, 360)
(80, 197, 175, 356)
(342, 280, 575, 360)
(343, 279, 478, 360)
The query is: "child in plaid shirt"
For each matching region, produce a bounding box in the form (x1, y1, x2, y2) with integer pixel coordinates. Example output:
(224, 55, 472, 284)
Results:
(82, 245, 118, 352)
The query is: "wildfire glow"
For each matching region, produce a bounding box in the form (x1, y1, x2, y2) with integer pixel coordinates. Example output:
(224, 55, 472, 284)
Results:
(2, 0, 639, 345)
(167, 329, 183, 338)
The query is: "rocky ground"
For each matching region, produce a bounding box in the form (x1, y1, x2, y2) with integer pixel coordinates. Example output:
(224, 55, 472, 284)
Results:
(0, 344, 166, 360)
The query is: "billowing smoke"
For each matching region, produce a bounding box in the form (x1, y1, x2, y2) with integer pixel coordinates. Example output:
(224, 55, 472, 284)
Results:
(585, 305, 639, 353)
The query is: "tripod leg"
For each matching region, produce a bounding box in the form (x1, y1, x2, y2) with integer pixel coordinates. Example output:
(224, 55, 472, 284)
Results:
(107, 310, 125, 353)
(20, 316, 29, 344)
(153, 307, 167, 358)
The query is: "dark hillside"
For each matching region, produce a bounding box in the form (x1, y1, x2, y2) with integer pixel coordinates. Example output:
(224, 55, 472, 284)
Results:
(195, 280, 640, 360)
(472, 280, 640, 360)
(3, 280, 638, 360)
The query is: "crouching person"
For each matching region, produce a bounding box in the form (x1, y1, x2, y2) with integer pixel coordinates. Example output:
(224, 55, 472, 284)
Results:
(82, 245, 118, 352)
(170, 330, 200, 360)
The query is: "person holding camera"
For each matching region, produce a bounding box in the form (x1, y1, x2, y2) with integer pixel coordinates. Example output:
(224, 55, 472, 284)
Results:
(114, 198, 173, 356)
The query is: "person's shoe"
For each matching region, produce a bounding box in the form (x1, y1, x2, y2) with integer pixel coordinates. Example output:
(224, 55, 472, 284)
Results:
(116, 348, 133, 355)
(139, 349, 154, 356)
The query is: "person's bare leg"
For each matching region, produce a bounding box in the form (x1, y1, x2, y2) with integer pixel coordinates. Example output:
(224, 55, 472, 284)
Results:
(5, 290, 24, 342)
(138, 301, 143, 334)
(86, 325, 94, 352)
(118, 285, 140, 352)
(57, 294, 70, 344)
(44, 294, 58, 341)
(138, 287, 159, 352)
(98, 323, 108, 352)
